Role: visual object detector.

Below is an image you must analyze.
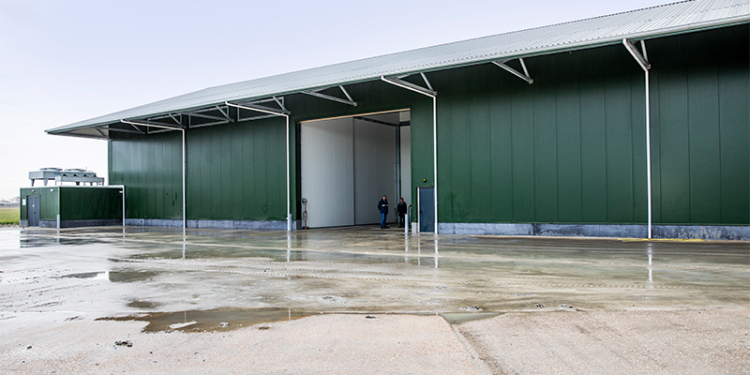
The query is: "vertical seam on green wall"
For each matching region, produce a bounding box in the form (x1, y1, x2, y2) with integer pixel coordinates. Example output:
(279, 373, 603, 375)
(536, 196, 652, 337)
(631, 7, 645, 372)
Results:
(657, 72, 663, 224)
(578, 66, 584, 223)
(604, 74, 609, 222)
(554, 75, 560, 223)
(485, 92, 491, 221)
(686, 72, 692, 224)
(629, 74, 635, 223)
(715, 71, 722, 223)
(509, 94, 515, 222)
(352, 117, 357, 224)
(531, 92, 536, 221)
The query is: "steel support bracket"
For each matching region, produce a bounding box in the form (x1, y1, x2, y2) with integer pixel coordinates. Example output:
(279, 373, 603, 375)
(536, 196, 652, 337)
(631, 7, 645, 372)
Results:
(215, 105, 232, 121)
(301, 85, 357, 106)
(105, 126, 144, 135)
(168, 114, 183, 126)
(380, 76, 437, 97)
(120, 119, 185, 130)
(623, 39, 650, 71)
(492, 58, 533, 84)
(181, 110, 234, 123)
(225, 101, 290, 116)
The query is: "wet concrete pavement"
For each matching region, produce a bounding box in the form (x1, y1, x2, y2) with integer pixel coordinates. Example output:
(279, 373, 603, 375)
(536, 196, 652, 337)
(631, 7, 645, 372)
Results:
(0, 226, 748, 374)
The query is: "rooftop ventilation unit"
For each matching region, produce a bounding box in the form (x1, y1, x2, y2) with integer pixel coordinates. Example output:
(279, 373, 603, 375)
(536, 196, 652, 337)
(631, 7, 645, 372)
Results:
(29, 168, 104, 186)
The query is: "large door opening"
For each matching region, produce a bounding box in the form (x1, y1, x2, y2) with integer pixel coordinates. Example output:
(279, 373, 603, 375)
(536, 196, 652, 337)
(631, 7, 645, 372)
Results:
(301, 110, 411, 228)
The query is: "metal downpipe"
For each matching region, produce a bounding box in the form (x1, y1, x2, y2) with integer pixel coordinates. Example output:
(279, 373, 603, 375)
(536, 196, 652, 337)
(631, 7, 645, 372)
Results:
(286, 114, 291, 231)
(433, 95, 438, 235)
(379, 76, 438, 234)
(645, 70, 652, 239)
(182, 129, 186, 238)
(623, 39, 653, 239)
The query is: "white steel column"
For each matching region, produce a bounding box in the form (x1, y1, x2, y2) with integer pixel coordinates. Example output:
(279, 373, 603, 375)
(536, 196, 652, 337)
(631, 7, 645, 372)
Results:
(623, 39, 653, 239)
(286, 114, 291, 231)
(380, 76, 439, 234)
(432, 95, 438, 234)
(182, 129, 186, 237)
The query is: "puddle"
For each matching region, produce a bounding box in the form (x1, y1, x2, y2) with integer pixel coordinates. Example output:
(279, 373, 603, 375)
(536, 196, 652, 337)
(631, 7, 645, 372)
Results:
(60, 271, 160, 283)
(97, 308, 314, 332)
(61, 272, 104, 279)
(127, 300, 159, 309)
(20, 238, 96, 248)
(128, 246, 439, 266)
(109, 271, 160, 282)
(440, 312, 503, 324)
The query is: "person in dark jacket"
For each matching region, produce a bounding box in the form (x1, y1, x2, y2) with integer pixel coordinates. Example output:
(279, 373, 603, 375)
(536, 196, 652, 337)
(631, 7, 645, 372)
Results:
(378, 195, 389, 229)
(396, 198, 407, 227)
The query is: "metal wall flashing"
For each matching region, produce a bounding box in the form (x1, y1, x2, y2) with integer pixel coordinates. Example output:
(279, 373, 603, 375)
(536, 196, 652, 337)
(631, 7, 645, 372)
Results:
(438, 223, 750, 241)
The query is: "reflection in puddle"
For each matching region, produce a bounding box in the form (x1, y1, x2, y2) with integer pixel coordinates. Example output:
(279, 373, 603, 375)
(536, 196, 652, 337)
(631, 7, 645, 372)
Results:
(440, 312, 503, 325)
(98, 308, 313, 332)
(60, 271, 159, 283)
(127, 299, 159, 309)
(20, 237, 95, 248)
(61, 271, 110, 280)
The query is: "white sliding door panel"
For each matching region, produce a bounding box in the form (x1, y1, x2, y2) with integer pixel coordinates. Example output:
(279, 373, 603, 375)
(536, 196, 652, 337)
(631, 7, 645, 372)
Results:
(353, 119, 397, 225)
(301, 119, 354, 228)
(399, 126, 412, 208)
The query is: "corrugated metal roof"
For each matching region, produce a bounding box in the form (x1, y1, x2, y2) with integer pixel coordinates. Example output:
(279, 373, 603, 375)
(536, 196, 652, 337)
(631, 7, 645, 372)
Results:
(48, 0, 750, 136)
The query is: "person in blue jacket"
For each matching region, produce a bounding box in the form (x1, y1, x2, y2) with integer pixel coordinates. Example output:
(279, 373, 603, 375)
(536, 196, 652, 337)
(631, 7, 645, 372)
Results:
(378, 195, 389, 229)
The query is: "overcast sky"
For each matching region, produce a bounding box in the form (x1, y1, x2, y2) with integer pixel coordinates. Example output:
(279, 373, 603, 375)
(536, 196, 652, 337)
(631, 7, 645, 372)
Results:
(0, 0, 675, 200)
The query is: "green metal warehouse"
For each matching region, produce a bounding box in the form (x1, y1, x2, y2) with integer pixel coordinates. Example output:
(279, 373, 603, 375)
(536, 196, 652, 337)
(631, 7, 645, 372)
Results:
(35, 0, 749, 240)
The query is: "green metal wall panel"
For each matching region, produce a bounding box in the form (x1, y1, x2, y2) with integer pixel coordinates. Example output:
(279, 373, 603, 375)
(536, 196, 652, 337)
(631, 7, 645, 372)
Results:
(605, 72, 635, 223)
(488, 68, 514, 222)
(718, 58, 750, 224)
(532, 61, 559, 222)
(110, 131, 182, 220)
(579, 52, 610, 223)
(433, 25, 746, 226)
(435, 44, 647, 225)
(510, 85, 535, 222)
(555, 57, 583, 223)
(184, 117, 286, 221)
(649, 25, 749, 225)
(59, 188, 122, 221)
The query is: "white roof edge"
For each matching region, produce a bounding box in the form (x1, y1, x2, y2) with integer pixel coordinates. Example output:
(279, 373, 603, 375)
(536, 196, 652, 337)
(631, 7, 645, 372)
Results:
(47, 0, 750, 135)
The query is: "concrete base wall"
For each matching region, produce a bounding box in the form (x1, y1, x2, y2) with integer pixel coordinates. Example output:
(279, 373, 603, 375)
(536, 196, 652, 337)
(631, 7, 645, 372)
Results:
(125, 219, 291, 230)
(39, 219, 122, 229)
(438, 223, 749, 241)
